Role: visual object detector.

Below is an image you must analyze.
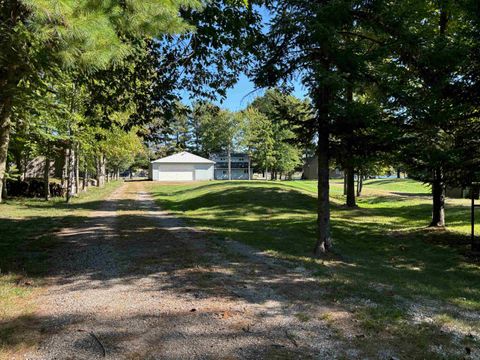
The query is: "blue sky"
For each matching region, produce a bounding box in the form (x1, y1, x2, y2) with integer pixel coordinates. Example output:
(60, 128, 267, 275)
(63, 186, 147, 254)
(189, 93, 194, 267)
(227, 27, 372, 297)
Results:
(219, 74, 308, 111)
(179, 5, 308, 112)
(181, 73, 308, 111)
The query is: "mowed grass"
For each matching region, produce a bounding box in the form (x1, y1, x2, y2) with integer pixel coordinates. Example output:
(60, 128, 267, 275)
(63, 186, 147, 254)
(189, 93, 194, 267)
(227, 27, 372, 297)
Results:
(148, 178, 480, 358)
(0, 181, 122, 358)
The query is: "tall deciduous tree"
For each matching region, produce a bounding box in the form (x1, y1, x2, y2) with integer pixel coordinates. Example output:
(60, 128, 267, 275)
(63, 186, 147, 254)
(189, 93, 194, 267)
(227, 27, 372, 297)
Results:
(0, 0, 199, 201)
(241, 108, 275, 176)
(244, 89, 307, 179)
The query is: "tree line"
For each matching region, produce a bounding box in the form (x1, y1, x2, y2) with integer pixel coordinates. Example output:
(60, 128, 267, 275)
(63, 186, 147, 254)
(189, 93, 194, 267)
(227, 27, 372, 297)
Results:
(157, 90, 313, 179)
(2, 0, 480, 255)
(248, 0, 480, 254)
(0, 0, 256, 202)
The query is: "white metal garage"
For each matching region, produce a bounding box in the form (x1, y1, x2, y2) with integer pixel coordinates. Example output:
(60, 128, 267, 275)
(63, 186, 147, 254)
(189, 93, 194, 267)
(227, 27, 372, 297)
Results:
(149, 151, 215, 181)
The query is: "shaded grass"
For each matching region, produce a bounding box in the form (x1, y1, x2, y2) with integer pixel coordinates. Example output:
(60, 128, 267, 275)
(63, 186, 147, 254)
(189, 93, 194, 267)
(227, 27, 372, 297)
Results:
(0, 181, 122, 358)
(0, 181, 123, 274)
(147, 179, 480, 358)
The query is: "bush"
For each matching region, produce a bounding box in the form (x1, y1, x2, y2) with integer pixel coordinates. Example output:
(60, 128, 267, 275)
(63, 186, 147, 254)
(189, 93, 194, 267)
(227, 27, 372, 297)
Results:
(6, 179, 65, 198)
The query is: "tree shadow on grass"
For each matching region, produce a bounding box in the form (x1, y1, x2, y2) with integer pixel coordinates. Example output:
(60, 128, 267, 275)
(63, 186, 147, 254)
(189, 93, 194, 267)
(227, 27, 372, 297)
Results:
(148, 185, 480, 320)
(1, 185, 479, 358)
(150, 185, 316, 213)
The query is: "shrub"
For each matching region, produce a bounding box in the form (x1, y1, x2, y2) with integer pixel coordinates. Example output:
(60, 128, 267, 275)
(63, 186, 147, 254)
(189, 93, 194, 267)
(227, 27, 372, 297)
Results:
(6, 179, 65, 198)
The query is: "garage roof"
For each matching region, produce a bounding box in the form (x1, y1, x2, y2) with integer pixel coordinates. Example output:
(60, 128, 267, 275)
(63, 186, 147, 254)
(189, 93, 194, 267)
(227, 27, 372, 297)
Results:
(151, 151, 215, 164)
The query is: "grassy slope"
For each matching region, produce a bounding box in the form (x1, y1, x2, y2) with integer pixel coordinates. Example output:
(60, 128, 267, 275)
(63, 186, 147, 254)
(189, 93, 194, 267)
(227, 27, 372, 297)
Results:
(148, 179, 480, 357)
(0, 181, 122, 358)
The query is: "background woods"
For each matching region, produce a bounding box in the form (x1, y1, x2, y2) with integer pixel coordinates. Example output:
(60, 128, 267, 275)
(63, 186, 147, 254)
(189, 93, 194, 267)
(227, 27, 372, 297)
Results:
(1, 0, 480, 248)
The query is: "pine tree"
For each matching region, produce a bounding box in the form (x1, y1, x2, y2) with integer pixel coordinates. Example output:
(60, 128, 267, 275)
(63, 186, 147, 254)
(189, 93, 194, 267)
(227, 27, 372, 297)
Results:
(382, 0, 477, 227)
(0, 0, 199, 201)
(252, 1, 388, 255)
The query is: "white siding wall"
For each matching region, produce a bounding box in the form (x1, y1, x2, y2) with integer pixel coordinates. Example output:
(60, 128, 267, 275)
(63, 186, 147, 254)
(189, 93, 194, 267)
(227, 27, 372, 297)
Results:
(194, 164, 214, 180)
(215, 169, 249, 180)
(152, 163, 160, 180)
(151, 162, 214, 181)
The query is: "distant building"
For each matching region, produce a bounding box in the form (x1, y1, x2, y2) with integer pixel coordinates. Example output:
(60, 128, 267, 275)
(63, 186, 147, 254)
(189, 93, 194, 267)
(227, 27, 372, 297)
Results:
(303, 155, 343, 180)
(210, 153, 251, 180)
(149, 151, 215, 181)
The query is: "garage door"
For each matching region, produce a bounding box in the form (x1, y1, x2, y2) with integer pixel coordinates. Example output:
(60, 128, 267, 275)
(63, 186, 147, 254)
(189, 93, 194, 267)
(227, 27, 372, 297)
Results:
(157, 164, 195, 181)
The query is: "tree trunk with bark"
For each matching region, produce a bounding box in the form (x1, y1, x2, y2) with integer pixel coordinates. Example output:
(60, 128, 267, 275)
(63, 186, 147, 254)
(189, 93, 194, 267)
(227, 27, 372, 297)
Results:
(0, 97, 12, 203)
(314, 127, 332, 255)
(96, 154, 106, 187)
(65, 144, 75, 203)
(430, 169, 445, 227)
(44, 155, 50, 201)
(2, 161, 8, 201)
(83, 165, 88, 191)
(61, 147, 67, 192)
(345, 165, 356, 207)
(356, 171, 363, 197)
(313, 80, 333, 256)
(74, 145, 79, 195)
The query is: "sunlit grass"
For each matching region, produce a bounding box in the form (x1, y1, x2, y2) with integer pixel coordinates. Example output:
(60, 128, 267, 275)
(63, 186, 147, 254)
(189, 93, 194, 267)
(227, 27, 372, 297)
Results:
(148, 178, 480, 357)
(0, 181, 123, 358)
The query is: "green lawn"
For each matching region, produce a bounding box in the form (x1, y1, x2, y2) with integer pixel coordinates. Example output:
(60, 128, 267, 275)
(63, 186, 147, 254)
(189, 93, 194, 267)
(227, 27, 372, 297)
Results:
(0, 181, 122, 358)
(148, 178, 480, 357)
(362, 177, 431, 194)
(0, 181, 123, 274)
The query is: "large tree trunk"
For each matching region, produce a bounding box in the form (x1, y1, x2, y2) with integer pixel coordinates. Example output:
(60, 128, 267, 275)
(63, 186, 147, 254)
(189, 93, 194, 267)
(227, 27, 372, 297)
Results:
(61, 147, 67, 192)
(314, 128, 332, 255)
(472, 188, 480, 252)
(345, 164, 356, 207)
(65, 144, 74, 203)
(74, 145, 79, 195)
(44, 155, 50, 201)
(397, 168, 401, 178)
(0, 97, 12, 203)
(356, 171, 363, 197)
(83, 165, 88, 191)
(313, 79, 333, 256)
(96, 153, 106, 187)
(430, 169, 445, 227)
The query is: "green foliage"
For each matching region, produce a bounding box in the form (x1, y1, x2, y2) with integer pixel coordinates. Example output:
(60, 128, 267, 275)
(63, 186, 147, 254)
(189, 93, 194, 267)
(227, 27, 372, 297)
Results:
(240, 108, 274, 172)
(381, 0, 479, 188)
(184, 102, 241, 156)
(149, 179, 479, 357)
(241, 89, 308, 177)
(0, 0, 203, 201)
(156, 0, 262, 100)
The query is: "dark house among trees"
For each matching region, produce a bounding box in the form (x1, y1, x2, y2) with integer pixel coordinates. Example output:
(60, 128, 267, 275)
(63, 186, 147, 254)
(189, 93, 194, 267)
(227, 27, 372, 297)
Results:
(303, 155, 343, 180)
(210, 153, 251, 180)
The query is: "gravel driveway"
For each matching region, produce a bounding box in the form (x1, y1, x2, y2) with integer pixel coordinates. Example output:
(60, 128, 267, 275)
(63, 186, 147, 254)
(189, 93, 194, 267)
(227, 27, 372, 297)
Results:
(23, 181, 349, 360)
